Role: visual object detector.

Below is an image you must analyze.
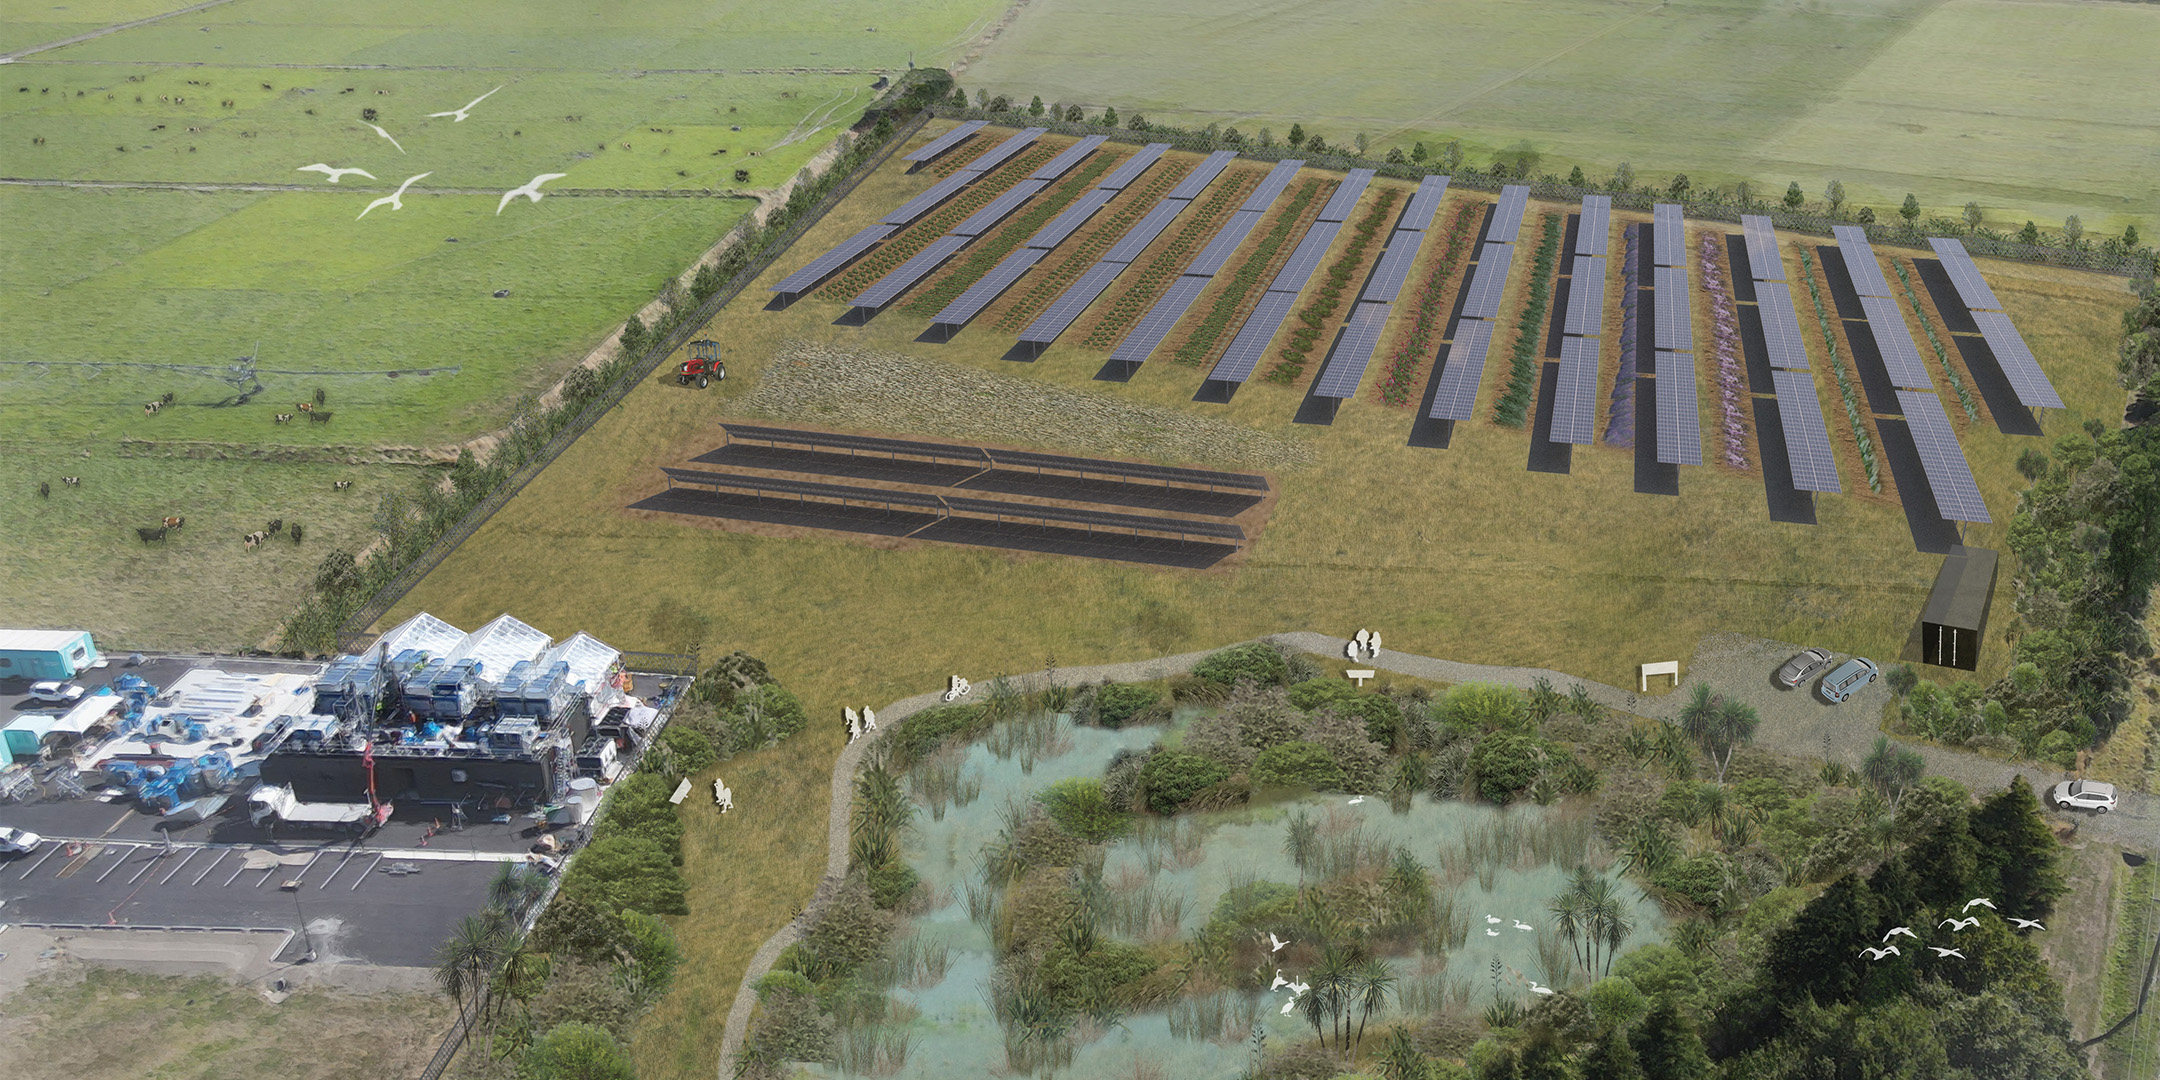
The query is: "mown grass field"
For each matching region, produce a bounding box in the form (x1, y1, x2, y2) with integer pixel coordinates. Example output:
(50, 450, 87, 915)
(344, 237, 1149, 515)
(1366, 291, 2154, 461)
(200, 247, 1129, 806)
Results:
(960, 0, 2159, 233)
(382, 126, 2141, 1079)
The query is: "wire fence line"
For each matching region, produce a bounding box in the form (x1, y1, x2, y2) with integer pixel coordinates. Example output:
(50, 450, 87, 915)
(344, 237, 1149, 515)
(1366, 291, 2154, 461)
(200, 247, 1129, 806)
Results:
(331, 112, 929, 654)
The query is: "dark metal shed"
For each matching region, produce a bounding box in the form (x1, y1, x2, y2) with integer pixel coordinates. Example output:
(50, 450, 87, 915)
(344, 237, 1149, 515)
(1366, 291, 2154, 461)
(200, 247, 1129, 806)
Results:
(1921, 545, 1997, 670)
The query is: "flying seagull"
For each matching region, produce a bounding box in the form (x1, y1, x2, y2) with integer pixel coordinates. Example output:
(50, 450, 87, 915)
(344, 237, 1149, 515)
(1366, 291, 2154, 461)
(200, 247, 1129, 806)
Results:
(1883, 926, 1918, 943)
(1939, 917, 1980, 932)
(2008, 918, 2046, 931)
(1963, 897, 1997, 913)
(363, 121, 405, 154)
(1929, 947, 1966, 959)
(430, 85, 503, 122)
(497, 172, 567, 214)
(357, 172, 430, 219)
(1859, 945, 1901, 960)
(297, 163, 374, 183)
(1266, 933, 1289, 954)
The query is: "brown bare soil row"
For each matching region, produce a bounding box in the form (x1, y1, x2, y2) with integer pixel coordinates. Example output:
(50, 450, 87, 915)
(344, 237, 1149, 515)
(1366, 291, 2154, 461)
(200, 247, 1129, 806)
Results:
(894, 149, 1121, 318)
(1161, 177, 1331, 370)
(1073, 166, 1260, 350)
(814, 142, 1061, 301)
(985, 160, 1194, 332)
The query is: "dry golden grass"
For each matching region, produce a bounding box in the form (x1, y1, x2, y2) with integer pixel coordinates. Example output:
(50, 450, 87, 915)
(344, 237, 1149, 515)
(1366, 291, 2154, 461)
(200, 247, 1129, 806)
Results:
(382, 127, 2139, 1080)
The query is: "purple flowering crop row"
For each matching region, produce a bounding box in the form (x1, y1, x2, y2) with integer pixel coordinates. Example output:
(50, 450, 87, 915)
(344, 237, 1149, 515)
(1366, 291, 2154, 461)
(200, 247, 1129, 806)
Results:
(1698, 234, 1750, 469)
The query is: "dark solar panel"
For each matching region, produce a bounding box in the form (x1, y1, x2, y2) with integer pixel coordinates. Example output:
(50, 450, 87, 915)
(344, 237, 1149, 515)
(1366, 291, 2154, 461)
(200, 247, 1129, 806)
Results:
(1487, 185, 1531, 242)
(1027, 187, 1117, 250)
(1654, 265, 1694, 352)
(1312, 301, 1393, 399)
(1099, 143, 1171, 190)
(1361, 230, 1428, 304)
(1110, 275, 1211, 364)
(1654, 204, 1686, 267)
(1018, 260, 1126, 344)
(1207, 291, 1302, 383)
(1550, 335, 1600, 444)
(1857, 295, 1933, 389)
(1316, 168, 1377, 222)
(942, 495, 1246, 540)
(1834, 226, 1895, 298)
(1575, 195, 1611, 257)
(1896, 389, 1991, 523)
(661, 467, 952, 510)
(1563, 255, 1606, 337)
(1427, 319, 1494, 420)
(1185, 210, 1266, 278)
(932, 247, 1047, 326)
(1397, 175, 1451, 232)
(1755, 282, 1810, 370)
(1743, 215, 1785, 281)
(1103, 197, 1189, 264)
(1241, 159, 1305, 213)
(1458, 243, 1514, 320)
(958, 127, 1049, 175)
(953, 178, 1050, 236)
(1928, 237, 2004, 312)
(770, 222, 897, 295)
(851, 233, 970, 309)
(980, 448, 1268, 490)
(1166, 150, 1239, 201)
(1970, 311, 2065, 409)
(1030, 134, 1108, 180)
(1655, 352, 1703, 466)
(902, 120, 988, 163)
(883, 171, 978, 225)
(1270, 220, 1347, 293)
(1771, 368, 1842, 493)
(720, 424, 991, 463)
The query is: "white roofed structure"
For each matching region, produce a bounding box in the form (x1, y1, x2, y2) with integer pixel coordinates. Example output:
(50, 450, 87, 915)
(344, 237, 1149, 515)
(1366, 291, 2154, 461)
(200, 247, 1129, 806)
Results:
(365, 611, 467, 664)
(545, 632, 622, 693)
(450, 614, 553, 686)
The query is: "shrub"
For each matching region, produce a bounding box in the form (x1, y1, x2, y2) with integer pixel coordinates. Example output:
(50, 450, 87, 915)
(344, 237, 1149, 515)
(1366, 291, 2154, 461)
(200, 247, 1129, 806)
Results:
(523, 1021, 635, 1080)
(1038, 777, 1132, 842)
(1469, 730, 1542, 804)
(889, 703, 988, 765)
(1253, 740, 1349, 791)
(1193, 641, 1291, 688)
(1288, 678, 1403, 747)
(1094, 682, 1165, 729)
(1652, 853, 1730, 912)
(647, 723, 717, 778)
(797, 878, 893, 981)
(867, 859, 919, 910)
(1040, 937, 1158, 1013)
(559, 834, 688, 915)
(1438, 683, 1526, 735)
(1141, 750, 1232, 815)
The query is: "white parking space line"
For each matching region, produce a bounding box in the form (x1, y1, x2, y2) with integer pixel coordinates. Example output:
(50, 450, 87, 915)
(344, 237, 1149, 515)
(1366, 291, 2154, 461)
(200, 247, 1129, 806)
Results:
(192, 848, 229, 886)
(256, 859, 280, 887)
(283, 850, 323, 889)
(318, 851, 355, 890)
(18, 842, 61, 879)
(158, 848, 199, 885)
(224, 855, 251, 887)
(94, 845, 137, 883)
(128, 849, 168, 884)
(351, 853, 383, 891)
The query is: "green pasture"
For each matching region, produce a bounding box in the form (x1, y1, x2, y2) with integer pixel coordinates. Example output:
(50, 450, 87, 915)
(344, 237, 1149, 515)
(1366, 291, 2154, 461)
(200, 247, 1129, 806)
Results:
(961, 0, 2158, 231)
(0, 0, 182, 55)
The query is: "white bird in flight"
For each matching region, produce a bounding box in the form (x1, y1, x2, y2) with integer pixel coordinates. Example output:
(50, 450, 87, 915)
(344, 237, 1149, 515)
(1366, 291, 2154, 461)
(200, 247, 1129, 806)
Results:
(297, 163, 374, 183)
(1964, 898, 1996, 913)
(357, 172, 430, 219)
(1929, 947, 1966, 959)
(1513, 920, 1534, 932)
(363, 121, 405, 154)
(430, 85, 503, 122)
(1859, 945, 1900, 960)
(1883, 927, 1918, 943)
(1270, 972, 1289, 992)
(2008, 918, 2045, 931)
(1939, 917, 1980, 932)
(497, 172, 567, 214)
(1266, 933, 1289, 954)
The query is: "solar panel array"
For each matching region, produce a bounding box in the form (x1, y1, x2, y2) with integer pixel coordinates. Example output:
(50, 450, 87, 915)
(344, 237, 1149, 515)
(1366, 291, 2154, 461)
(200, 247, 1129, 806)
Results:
(1111, 160, 1305, 365)
(1771, 368, 1842, 493)
(1311, 302, 1393, 398)
(1833, 226, 1895, 298)
(1109, 275, 1212, 364)
(902, 120, 987, 163)
(1487, 185, 1531, 243)
(882, 170, 979, 226)
(953, 178, 1051, 236)
(1206, 291, 1302, 383)
(1427, 319, 1495, 420)
(1397, 175, 1451, 231)
(1271, 222, 1347, 292)
(1242, 159, 1307, 213)
(1362, 237, 1424, 305)
(1550, 336, 1601, 444)
(1317, 169, 1377, 222)
(1099, 143, 1172, 191)
(1654, 204, 1686, 267)
(1742, 215, 1784, 281)
(850, 233, 971, 309)
(1166, 150, 1239, 201)
(930, 247, 1047, 327)
(1031, 134, 1108, 180)
(962, 126, 1049, 174)
(1459, 243, 1515, 320)
(1896, 389, 1992, 523)
(1755, 282, 1810, 370)
(1563, 256, 1606, 337)
(1305, 172, 1454, 399)
(1028, 188, 1118, 250)
(1971, 311, 2066, 409)
(1654, 266, 1694, 352)
(770, 222, 898, 296)
(1857, 295, 1933, 389)
(1102, 198, 1192, 265)
(1575, 195, 1611, 257)
(1928, 237, 2004, 313)
(1019, 260, 1128, 344)
(1655, 351, 1703, 465)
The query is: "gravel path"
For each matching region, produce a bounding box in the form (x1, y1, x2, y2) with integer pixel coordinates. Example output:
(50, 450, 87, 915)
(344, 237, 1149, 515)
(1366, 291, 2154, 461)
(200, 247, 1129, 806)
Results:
(713, 630, 2155, 1076)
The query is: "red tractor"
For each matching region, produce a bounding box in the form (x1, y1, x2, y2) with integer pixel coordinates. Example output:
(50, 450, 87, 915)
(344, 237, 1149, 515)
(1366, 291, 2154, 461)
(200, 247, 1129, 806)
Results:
(677, 339, 725, 388)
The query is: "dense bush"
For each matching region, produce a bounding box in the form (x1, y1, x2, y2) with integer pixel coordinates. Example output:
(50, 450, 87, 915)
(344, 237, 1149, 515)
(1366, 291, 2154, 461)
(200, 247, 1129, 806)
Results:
(1038, 938, 1157, 1013)
(559, 834, 688, 916)
(1436, 683, 1528, 736)
(522, 1021, 636, 1080)
(866, 859, 919, 910)
(1192, 641, 1292, 688)
(1289, 678, 1403, 748)
(1253, 740, 1349, 790)
(1652, 853, 1731, 912)
(1093, 682, 1165, 728)
(888, 703, 989, 765)
(1469, 730, 1543, 804)
(1141, 750, 1233, 815)
(1037, 777, 1132, 842)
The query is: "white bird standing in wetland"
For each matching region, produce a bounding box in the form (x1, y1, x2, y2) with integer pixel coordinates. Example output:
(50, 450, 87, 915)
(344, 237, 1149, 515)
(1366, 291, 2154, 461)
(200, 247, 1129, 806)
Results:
(297, 163, 374, 183)
(430, 85, 503, 122)
(363, 121, 405, 153)
(358, 172, 430, 219)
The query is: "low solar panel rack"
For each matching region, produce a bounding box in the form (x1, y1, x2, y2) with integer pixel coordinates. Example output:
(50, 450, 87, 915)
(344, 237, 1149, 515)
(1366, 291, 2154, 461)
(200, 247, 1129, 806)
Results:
(1928, 237, 2004, 312)
(1653, 265, 1694, 353)
(720, 424, 991, 465)
(1098, 143, 1172, 191)
(1315, 168, 1376, 222)
(1755, 282, 1811, 370)
(1563, 256, 1606, 338)
(1426, 319, 1495, 421)
(1029, 134, 1108, 180)
(1164, 150, 1238, 201)
(1970, 311, 2065, 410)
(1857, 295, 1934, 390)
(942, 495, 1245, 541)
(902, 119, 988, 167)
(1396, 175, 1451, 232)
(1654, 351, 1703, 466)
(769, 222, 899, 297)
(1549, 336, 1600, 444)
(981, 448, 1268, 491)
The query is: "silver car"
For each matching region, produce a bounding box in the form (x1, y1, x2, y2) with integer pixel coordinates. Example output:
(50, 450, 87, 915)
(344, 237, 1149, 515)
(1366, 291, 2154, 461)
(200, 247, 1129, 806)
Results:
(1818, 657, 1880, 704)
(2050, 779, 2117, 814)
(1776, 648, 1835, 688)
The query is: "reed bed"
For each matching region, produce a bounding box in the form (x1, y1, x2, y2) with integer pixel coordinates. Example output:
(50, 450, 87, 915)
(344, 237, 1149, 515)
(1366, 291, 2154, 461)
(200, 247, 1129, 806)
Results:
(1167, 991, 1262, 1043)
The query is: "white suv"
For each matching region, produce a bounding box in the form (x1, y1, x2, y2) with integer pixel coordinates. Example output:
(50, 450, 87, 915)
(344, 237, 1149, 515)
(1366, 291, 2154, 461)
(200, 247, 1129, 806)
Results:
(27, 681, 85, 705)
(2050, 779, 2117, 814)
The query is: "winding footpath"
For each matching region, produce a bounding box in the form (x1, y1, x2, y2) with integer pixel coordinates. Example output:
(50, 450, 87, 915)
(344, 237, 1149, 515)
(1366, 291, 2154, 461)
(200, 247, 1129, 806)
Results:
(713, 630, 2156, 1076)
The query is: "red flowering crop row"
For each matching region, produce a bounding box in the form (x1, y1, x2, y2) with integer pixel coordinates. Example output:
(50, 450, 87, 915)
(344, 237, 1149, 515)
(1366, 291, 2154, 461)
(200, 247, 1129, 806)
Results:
(1373, 201, 1481, 406)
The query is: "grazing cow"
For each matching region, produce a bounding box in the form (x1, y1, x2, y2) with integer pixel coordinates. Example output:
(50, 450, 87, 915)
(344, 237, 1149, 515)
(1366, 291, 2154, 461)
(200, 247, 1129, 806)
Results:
(243, 531, 267, 548)
(274, 413, 293, 424)
(38, 481, 50, 498)
(162, 516, 184, 529)
(144, 401, 161, 415)
(265, 518, 283, 535)
(290, 523, 304, 543)
(62, 476, 79, 486)
(297, 402, 313, 413)
(160, 392, 174, 405)
(137, 526, 167, 543)
(332, 480, 352, 491)
(309, 410, 333, 424)
(313, 388, 326, 406)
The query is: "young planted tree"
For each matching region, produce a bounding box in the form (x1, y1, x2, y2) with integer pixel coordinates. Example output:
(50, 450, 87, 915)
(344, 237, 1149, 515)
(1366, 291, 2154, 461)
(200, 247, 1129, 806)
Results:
(1963, 201, 1984, 233)
(1411, 141, 1429, 163)
(1825, 179, 1846, 215)
(1861, 734, 1926, 812)
(2019, 220, 2041, 244)
(1287, 123, 1306, 149)
(1028, 95, 1044, 116)
(1676, 683, 1760, 784)
(1612, 161, 1635, 192)
(1784, 181, 1806, 210)
(1100, 105, 1117, 127)
(1063, 104, 1082, 123)
(1735, 180, 1753, 207)
(1568, 165, 1585, 186)
(2062, 214, 2084, 250)
(1900, 193, 1923, 225)
(1668, 174, 1690, 199)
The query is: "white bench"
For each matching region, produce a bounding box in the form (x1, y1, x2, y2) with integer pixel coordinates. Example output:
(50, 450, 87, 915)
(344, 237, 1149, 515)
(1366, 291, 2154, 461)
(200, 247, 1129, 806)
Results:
(1640, 661, 1680, 692)
(1344, 669, 1376, 687)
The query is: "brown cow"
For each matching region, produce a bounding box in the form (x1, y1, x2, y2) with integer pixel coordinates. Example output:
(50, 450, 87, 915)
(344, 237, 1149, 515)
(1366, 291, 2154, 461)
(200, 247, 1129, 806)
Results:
(162, 516, 184, 529)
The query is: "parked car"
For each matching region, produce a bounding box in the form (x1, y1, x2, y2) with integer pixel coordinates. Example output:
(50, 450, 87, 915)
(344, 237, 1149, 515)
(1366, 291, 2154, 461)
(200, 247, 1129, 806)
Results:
(2050, 779, 2117, 814)
(0, 826, 43, 854)
(1818, 657, 1880, 704)
(1776, 648, 1836, 688)
(26, 681, 85, 705)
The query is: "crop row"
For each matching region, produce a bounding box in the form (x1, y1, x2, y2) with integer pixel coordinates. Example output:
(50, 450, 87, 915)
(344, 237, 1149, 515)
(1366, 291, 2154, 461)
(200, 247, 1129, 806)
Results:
(896, 154, 1116, 317)
(1373, 201, 1481, 406)
(1263, 187, 1399, 384)
(1697, 235, 1751, 469)
(1078, 171, 1255, 349)
(990, 163, 1192, 332)
(815, 144, 1061, 301)
(1891, 260, 1981, 422)
(1491, 213, 1564, 426)
(1797, 247, 1882, 492)
(1172, 180, 1325, 367)
(1603, 223, 1640, 447)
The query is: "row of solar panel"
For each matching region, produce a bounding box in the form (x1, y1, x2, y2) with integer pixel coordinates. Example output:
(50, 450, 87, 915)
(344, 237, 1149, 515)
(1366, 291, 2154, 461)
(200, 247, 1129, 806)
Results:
(1743, 215, 1784, 282)
(1304, 176, 1456, 399)
(1111, 161, 1310, 365)
(1655, 352, 1703, 466)
(1562, 255, 1606, 337)
(1549, 336, 1601, 444)
(662, 466, 1249, 538)
(1575, 195, 1610, 258)
(1654, 204, 1686, 268)
(901, 120, 987, 164)
(1927, 238, 2061, 409)
(1422, 188, 1533, 421)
